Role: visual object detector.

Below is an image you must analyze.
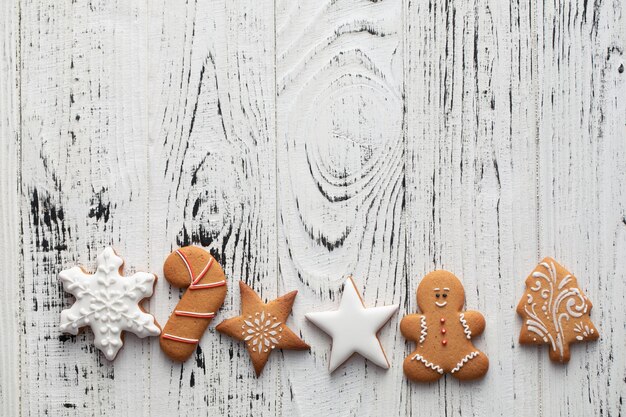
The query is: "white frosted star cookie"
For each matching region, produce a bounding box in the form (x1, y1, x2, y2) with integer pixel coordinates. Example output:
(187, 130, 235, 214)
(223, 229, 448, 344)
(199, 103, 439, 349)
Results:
(306, 277, 398, 372)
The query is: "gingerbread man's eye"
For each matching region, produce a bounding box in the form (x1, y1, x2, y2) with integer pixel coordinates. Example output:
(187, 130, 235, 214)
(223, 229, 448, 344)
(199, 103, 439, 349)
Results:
(435, 294, 440, 298)
(442, 293, 448, 298)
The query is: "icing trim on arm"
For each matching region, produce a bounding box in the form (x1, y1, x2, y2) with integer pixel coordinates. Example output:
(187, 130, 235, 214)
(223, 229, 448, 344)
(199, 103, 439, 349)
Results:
(459, 313, 472, 339)
(419, 316, 427, 344)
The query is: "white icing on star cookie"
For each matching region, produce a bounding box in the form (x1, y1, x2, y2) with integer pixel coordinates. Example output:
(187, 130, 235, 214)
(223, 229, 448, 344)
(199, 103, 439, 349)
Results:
(305, 277, 398, 372)
(242, 311, 283, 354)
(59, 247, 161, 360)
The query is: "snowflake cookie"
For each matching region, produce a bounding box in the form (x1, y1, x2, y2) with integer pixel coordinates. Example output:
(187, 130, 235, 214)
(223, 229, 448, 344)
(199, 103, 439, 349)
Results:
(59, 247, 161, 360)
(517, 257, 599, 363)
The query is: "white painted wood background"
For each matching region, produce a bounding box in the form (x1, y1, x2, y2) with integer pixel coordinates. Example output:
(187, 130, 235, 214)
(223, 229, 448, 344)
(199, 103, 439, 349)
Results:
(0, 0, 624, 415)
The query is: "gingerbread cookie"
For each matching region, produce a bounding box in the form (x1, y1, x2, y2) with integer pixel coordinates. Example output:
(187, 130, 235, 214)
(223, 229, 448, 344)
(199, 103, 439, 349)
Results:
(160, 246, 227, 362)
(216, 281, 309, 376)
(517, 257, 599, 363)
(59, 247, 161, 360)
(306, 277, 398, 372)
(401, 270, 489, 382)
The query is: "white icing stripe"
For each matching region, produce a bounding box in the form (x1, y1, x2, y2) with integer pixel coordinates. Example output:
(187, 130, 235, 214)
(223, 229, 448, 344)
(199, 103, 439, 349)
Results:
(191, 258, 214, 285)
(189, 280, 226, 290)
(450, 351, 480, 373)
(176, 249, 215, 286)
(175, 250, 194, 283)
(459, 313, 472, 339)
(411, 353, 444, 374)
(175, 310, 215, 318)
(419, 316, 427, 344)
(162, 333, 199, 344)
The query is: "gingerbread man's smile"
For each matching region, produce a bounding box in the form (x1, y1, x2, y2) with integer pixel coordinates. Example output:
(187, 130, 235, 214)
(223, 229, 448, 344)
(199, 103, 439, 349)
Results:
(434, 287, 449, 307)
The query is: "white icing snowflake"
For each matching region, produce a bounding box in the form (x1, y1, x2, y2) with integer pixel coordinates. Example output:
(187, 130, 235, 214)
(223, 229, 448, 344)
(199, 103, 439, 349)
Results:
(241, 311, 283, 354)
(59, 247, 161, 360)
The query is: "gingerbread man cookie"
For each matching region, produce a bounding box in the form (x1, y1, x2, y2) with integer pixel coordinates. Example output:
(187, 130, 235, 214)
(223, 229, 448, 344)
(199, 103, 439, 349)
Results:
(517, 257, 599, 363)
(401, 270, 489, 382)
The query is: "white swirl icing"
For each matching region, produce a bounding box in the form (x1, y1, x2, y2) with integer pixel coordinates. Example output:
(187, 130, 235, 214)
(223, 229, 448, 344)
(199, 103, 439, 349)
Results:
(524, 261, 592, 361)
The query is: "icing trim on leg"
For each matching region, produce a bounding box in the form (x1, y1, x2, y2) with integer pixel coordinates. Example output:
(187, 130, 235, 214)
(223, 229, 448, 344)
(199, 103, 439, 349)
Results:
(411, 353, 444, 374)
(450, 351, 480, 373)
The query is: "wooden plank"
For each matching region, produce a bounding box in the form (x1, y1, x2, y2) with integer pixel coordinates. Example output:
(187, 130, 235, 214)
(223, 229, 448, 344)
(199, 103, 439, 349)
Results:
(11, 0, 625, 415)
(276, 0, 405, 414)
(19, 0, 152, 415)
(146, 0, 279, 415)
(537, 0, 626, 415)
(0, 0, 21, 414)
(404, 0, 541, 415)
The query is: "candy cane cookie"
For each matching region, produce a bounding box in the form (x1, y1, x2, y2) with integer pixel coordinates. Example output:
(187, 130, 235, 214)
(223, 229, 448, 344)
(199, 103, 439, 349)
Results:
(160, 246, 227, 361)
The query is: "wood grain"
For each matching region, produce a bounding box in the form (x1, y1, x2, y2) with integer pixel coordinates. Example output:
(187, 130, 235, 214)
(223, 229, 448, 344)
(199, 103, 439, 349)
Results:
(1, 0, 624, 415)
(0, 0, 20, 415)
(276, 0, 405, 414)
(147, 0, 279, 415)
(405, 0, 542, 415)
(19, 0, 152, 415)
(537, 0, 626, 415)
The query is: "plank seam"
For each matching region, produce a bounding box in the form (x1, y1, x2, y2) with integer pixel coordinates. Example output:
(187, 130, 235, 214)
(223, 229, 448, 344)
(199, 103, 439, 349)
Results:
(16, 0, 24, 414)
(530, 0, 543, 415)
(144, 0, 151, 414)
(401, 0, 410, 412)
(273, 0, 282, 415)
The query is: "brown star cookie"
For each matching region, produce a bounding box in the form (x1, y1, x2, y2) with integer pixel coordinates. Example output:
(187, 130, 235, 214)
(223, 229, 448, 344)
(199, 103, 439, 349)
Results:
(216, 281, 309, 375)
(517, 257, 599, 363)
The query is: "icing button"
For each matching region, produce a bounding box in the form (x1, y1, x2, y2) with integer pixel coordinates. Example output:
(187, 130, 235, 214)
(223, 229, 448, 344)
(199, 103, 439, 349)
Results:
(440, 318, 445, 324)
(442, 339, 447, 346)
(441, 328, 446, 335)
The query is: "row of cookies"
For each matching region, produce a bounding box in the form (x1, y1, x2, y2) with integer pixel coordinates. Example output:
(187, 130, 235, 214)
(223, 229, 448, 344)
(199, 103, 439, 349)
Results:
(59, 246, 599, 381)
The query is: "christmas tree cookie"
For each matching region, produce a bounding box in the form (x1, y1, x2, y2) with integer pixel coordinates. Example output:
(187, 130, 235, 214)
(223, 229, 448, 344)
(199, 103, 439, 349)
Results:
(517, 257, 599, 363)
